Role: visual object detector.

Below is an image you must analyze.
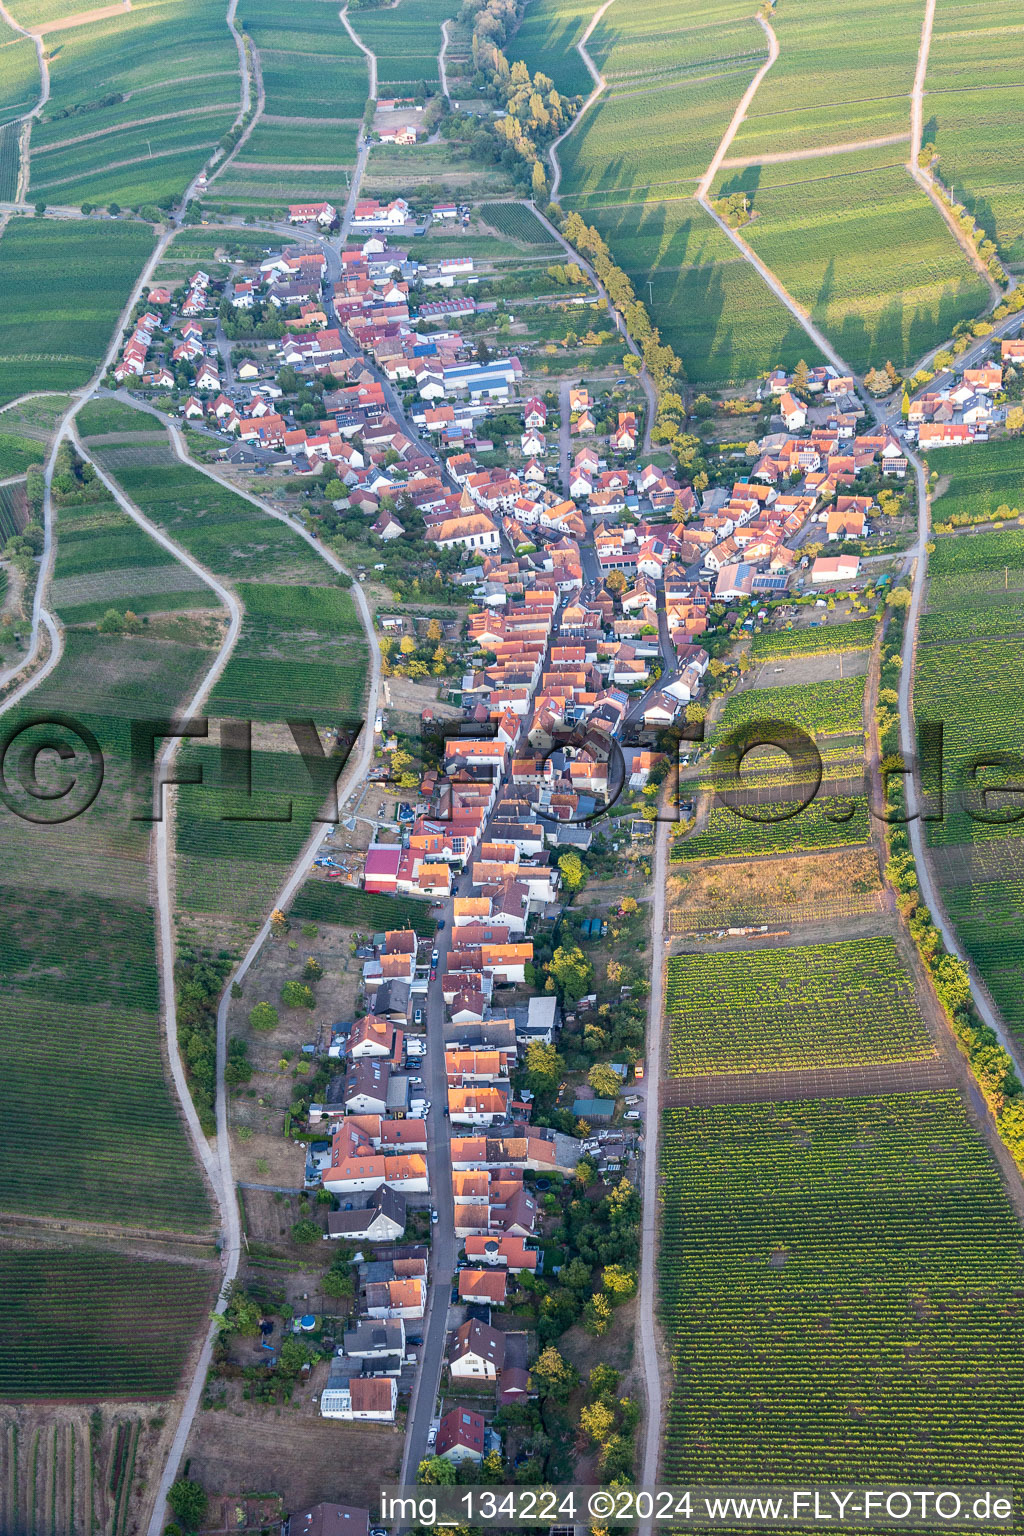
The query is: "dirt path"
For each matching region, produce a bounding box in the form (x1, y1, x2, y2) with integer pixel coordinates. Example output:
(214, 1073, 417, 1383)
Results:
(720, 130, 909, 171)
(546, 0, 616, 204)
(696, 12, 777, 201)
(226, 0, 251, 121)
(438, 17, 451, 100)
(340, 3, 377, 98)
(203, 40, 265, 193)
(30, 0, 130, 33)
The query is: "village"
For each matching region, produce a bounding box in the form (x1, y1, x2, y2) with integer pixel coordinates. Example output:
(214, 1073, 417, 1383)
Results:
(100, 191, 1024, 1536)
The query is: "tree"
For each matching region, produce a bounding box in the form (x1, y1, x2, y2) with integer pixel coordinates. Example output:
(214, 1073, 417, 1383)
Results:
(885, 586, 912, 609)
(548, 944, 593, 1004)
(620, 896, 638, 914)
(418, 1456, 457, 1485)
(249, 1001, 279, 1032)
(557, 850, 586, 894)
(98, 608, 125, 634)
(792, 358, 809, 394)
(291, 1218, 321, 1244)
(901, 389, 910, 420)
(302, 956, 323, 982)
(602, 1264, 637, 1302)
(531, 159, 547, 200)
(579, 1399, 616, 1445)
(587, 1062, 621, 1099)
(523, 1039, 563, 1093)
(1007, 405, 1024, 435)
(281, 980, 315, 1009)
(531, 1344, 578, 1401)
(589, 1363, 621, 1397)
(426, 617, 443, 642)
(167, 1480, 208, 1532)
(605, 569, 627, 594)
(323, 1266, 355, 1298)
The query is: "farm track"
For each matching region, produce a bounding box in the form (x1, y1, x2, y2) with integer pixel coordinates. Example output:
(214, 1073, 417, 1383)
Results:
(720, 131, 910, 170)
(695, 12, 777, 202)
(439, 18, 451, 101)
(661, 1056, 955, 1107)
(203, 42, 265, 194)
(30, 2, 132, 34)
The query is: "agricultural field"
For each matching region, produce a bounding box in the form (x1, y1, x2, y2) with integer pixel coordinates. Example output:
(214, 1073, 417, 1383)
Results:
(346, 0, 454, 90)
(0, 119, 20, 200)
(576, 200, 822, 385)
(716, 674, 866, 738)
(915, 506, 1024, 1042)
(96, 455, 369, 941)
(674, 795, 872, 862)
(925, 0, 1024, 263)
(588, 0, 763, 86)
(24, 0, 241, 205)
(718, 148, 989, 372)
(0, 13, 39, 128)
(925, 436, 1024, 525)
(478, 202, 561, 247)
(0, 1248, 215, 1397)
(289, 879, 436, 936)
(0, 219, 154, 406)
(747, 618, 878, 659)
(668, 846, 882, 931)
(0, 428, 44, 475)
(506, 0, 596, 96)
(659, 1092, 1024, 1485)
(727, 0, 922, 159)
(666, 936, 932, 1075)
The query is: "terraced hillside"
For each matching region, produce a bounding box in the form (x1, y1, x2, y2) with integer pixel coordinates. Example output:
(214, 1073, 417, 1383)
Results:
(15, 0, 241, 207)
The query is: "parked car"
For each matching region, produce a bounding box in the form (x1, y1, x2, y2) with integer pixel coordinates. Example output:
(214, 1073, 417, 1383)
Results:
(430, 1207, 438, 1223)
(414, 1008, 423, 1026)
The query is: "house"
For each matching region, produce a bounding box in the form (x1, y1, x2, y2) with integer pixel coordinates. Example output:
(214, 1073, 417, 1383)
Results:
(826, 506, 865, 540)
(572, 408, 596, 435)
(811, 554, 860, 583)
(436, 1407, 487, 1464)
(288, 201, 337, 226)
(320, 1368, 397, 1421)
(522, 397, 547, 429)
(462, 1234, 537, 1271)
(458, 1268, 508, 1305)
(779, 391, 806, 431)
(449, 1318, 504, 1380)
(326, 1184, 406, 1242)
(288, 1505, 369, 1536)
(237, 360, 260, 382)
(918, 422, 973, 448)
(569, 386, 590, 412)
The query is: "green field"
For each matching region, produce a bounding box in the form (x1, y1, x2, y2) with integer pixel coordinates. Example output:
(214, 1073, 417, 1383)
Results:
(0, 1249, 215, 1398)
(345, 0, 454, 89)
(96, 456, 369, 936)
(925, 0, 1024, 262)
(660, 1092, 1024, 1485)
(728, 0, 922, 158)
(717, 674, 867, 738)
(719, 149, 989, 372)
(580, 200, 822, 385)
(666, 936, 932, 1074)
(506, 0, 596, 96)
(0, 427, 44, 475)
(24, 0, 240, 205)
(0, 219, 154, 405)
(0, 14, 39, 129)
(76, 396, 160, 437)
(915, 495, 1024, 1038)
(925, 436, 1024, 524)
(478, 202, 562, 247)
(748, 618, 878, 658)
(289, 878, 437, 935)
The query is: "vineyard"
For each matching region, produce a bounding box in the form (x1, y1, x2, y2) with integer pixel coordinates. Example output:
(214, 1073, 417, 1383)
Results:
(748, 619, 877, 659)
(926, 438, 1024, 527)
(726, 149, 989, 373)
(0, 221, 155, 406)
(727, 0, 922, 159)
(917, 500, 1024, 1042)
(0, 1249, 215, 1397)
(348, 0, 455, 89)
(289, 878, 436, 936)
(925, 7, 1024, 260)
(479, 203, 561, 247)
(659, 1093, 1024, 1486)
(26, 0, 239, 206)
(673, 796, 872, 862)
(666, 937, 932, 1075)
(716, 674, 866, 738)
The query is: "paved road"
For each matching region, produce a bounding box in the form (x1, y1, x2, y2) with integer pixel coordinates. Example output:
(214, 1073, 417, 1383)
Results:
(558, 378, 571, 494)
